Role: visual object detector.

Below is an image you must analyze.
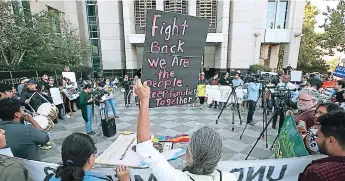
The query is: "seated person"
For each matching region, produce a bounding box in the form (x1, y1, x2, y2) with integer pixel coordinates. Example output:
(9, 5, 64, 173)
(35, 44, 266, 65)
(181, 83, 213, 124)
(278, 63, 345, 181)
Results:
(50, 133, 129, 181)
(134, 79, 237, 181)
(0, 98, 49, 161)
(298, 111, 345, 181)
(298, 103, 342, 154)
(0, 129, 28, 181)
(20, 80, 53, 112)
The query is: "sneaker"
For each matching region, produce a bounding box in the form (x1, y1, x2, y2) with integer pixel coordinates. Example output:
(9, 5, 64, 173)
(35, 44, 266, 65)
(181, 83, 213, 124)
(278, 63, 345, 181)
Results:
(40, 145, 52, 150)
(200, 105, 203, 109)
(128, 104, 131, 107)
(125, 104, 128, 107)
(114, 115, 119, 118)
(46, 141, 52, 146)
(66, 115, 71, 119)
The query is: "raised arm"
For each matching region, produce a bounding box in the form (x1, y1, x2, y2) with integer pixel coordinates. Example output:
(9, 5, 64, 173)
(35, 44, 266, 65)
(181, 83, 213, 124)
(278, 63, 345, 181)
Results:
(135, 79, 151, 143)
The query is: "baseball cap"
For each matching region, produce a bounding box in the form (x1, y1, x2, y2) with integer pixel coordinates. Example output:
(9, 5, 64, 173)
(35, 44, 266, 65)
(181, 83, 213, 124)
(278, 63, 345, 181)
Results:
(20, 77, 29, 84)
(27, 80, 36, 84)
(0, 84, 13, 93)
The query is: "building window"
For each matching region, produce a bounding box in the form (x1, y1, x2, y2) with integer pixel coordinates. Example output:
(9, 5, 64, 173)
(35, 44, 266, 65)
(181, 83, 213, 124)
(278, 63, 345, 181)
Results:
(86, 0, 101, 71)
(266, 0, 288, 29)
(134, 0, 156, 30)
(164, 0, 188, 15)
(196, 0, 217, 33)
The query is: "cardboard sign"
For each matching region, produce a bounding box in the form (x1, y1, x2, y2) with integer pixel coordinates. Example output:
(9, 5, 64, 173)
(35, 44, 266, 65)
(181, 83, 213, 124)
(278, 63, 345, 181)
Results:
(141, 10, 209, 107)
(275, 116, 309, 158)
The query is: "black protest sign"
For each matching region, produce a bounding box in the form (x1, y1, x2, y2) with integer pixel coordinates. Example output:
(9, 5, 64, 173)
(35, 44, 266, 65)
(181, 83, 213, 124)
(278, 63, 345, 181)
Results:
(10, 71, 39, 86)
(0, 72, 12, 85)
(142, 10, 209, 108)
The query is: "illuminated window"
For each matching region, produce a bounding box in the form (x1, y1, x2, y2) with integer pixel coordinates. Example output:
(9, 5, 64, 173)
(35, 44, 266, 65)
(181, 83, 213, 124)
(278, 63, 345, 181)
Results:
(196, 0, 217, 33)
(164, 0, 188, 15)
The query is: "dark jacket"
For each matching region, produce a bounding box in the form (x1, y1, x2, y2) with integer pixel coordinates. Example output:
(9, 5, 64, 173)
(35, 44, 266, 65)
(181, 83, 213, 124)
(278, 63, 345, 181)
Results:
(198, 79, 208, 85)
(79, 91, 92, 122)
(19, 90, 53, 111)
(122, 80, 132, 90)
(219, 77, 230, 85)
(0, 121, 49, 161)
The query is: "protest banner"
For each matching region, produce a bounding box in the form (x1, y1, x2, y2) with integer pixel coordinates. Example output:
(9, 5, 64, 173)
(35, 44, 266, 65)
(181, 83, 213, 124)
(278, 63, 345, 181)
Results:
(1, 154, 324, 181)
(0, 71, 12, 85)
(7, 71, 39, 87)
(274, 116, 309, 158)
(197, 84, 206, 97)
(205, 85, 221, 103)
(333, 65, 345, 78)
(141, 10, 209, 108)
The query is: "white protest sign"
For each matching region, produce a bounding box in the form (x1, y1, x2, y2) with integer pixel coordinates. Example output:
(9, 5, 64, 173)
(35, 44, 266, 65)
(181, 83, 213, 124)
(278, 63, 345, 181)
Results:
(291, 71, 302, 82)
(1, 154, 325, 181)
(206, 85, 221, 103)
(219, 86, 232, 102)
(49, 88, 63, 105)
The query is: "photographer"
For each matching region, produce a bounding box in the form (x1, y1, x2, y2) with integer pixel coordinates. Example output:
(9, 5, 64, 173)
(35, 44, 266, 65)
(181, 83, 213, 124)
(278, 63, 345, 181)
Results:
(247, 77, 260, 126)
(219, 72, 230, 109)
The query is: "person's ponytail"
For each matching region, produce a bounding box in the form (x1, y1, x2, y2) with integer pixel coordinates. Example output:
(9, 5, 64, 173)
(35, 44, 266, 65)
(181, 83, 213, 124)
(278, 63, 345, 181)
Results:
(55, 165, 85, 181)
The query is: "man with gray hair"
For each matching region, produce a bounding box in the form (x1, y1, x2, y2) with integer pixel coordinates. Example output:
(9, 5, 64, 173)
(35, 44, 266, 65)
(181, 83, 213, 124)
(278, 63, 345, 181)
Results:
(291, 88, 320, 131)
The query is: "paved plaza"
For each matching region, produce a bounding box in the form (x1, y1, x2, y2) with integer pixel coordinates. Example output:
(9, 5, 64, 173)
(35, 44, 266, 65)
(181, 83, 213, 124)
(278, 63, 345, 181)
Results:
(41, 91, 278, 167)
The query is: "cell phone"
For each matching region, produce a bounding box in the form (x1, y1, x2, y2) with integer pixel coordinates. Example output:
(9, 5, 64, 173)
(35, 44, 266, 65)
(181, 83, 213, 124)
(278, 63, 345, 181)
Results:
(298, 120, 306, 129)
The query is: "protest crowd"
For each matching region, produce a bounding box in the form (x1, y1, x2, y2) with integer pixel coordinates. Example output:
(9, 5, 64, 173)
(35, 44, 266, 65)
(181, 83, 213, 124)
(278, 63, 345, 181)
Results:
(0, 65, 344, 181)
(1, 8, 345, 181)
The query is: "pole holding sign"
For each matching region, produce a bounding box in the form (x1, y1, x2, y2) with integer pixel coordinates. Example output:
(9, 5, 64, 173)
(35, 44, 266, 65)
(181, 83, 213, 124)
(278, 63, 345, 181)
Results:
(141, 10, 209, 108)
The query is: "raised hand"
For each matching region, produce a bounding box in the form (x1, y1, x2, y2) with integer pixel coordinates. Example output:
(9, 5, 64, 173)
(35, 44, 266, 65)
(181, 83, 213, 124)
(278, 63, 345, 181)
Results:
(134, 79, 150, 101)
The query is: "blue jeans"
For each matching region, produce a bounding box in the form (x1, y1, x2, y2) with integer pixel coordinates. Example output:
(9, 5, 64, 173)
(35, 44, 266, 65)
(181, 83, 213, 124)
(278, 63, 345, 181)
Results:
(85, 105, 93, 133)
(105, 99, 117, 117)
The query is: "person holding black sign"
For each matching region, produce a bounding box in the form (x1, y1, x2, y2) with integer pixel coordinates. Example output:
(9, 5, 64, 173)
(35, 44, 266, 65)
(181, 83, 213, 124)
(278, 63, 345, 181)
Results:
(208, 72, 220, 108)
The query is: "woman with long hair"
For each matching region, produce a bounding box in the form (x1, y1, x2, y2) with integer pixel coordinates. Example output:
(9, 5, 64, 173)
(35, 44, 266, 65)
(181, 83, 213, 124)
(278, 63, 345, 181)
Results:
(50, 133, 130, 181)
(134, 79, 237, 181)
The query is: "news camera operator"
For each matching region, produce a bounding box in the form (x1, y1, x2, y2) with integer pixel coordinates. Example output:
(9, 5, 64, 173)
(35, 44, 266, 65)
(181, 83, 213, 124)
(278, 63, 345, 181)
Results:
(246, 77, 260, 126)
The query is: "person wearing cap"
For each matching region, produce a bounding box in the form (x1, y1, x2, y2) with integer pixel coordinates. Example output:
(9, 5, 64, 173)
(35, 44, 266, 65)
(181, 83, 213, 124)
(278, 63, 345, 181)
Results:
(19, 80, 53, 112)
(0, 84, 14, 100)
(18, 77, 29, 96)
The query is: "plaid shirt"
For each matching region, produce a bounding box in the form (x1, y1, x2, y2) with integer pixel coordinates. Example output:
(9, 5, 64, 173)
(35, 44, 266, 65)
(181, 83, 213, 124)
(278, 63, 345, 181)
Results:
(298, 156, 345, 181)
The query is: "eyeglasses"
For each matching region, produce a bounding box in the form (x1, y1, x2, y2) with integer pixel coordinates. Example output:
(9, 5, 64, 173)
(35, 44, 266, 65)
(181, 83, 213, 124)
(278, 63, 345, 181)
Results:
(296, 98, 313, 103)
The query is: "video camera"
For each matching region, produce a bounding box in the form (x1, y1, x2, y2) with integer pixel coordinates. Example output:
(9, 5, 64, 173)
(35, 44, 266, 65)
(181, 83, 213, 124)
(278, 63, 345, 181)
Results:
(245, 73, 279, 84)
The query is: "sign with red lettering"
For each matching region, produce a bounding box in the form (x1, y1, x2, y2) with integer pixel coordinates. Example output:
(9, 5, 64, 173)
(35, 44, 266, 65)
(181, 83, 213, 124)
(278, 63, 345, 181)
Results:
(142, 10, 209, 107)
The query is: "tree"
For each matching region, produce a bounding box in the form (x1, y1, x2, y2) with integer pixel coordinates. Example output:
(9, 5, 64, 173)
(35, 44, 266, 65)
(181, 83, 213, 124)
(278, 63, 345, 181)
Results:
(297, 2, 329, 73)
(0, 1, 35, 66)
(320, 0, 345, 55)
(0, 0, 90, 69)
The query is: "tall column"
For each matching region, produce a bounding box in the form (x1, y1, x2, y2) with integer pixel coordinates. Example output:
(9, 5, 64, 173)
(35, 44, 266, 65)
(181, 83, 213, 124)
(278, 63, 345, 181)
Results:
(228, 1, 254, 69)
(122, 1, 137, 70)
(215, 1, 230, 69)
(283, 37, 301, 68)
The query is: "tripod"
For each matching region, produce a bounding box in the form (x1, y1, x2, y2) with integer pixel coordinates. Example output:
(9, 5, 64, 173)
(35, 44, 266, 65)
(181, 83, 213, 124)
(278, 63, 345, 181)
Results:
(240, 83, 268, 148)
(245, 97, 287, 160)
(216, 86, 242, 132)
